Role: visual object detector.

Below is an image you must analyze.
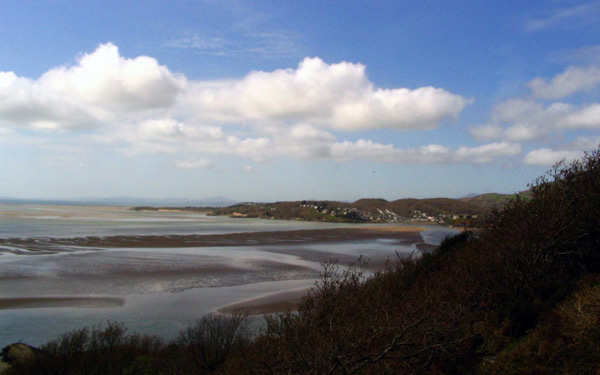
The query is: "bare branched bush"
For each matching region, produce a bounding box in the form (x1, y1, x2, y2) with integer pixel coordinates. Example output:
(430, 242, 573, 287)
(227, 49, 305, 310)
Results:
(176, 312, 250, 374)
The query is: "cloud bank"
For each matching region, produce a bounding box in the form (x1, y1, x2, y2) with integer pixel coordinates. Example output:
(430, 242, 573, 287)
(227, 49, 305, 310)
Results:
(0, 43, 523, 167)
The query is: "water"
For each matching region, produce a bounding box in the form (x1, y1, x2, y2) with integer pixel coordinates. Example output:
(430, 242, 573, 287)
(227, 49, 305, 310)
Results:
(0, 204, 457, 347)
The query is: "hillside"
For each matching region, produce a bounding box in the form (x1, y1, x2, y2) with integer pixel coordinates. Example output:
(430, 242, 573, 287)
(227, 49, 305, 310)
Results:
(460, 190, 532, 211)
(131, 192, 528, 226)
(208, 193, 519, 225)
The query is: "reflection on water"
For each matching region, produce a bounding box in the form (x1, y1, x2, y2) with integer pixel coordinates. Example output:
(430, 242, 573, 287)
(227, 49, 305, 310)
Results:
(0, 204, 458, 347)
(0, 279, 317, 346)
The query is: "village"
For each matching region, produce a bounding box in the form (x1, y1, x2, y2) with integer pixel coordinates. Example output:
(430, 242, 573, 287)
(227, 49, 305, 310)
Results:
(217, 200, 482, 227)
(297, 202, 479, 225)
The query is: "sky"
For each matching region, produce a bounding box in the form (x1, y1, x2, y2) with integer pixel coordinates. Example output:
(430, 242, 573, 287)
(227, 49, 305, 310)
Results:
(0, 0, 599, 202)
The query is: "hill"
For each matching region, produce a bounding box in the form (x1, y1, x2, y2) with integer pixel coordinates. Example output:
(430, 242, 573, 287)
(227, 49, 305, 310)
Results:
(209, 193, 515, 225)
(461, 190, 532, 211)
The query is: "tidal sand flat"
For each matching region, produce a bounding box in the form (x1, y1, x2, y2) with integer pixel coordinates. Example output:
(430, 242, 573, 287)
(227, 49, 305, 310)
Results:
(0, 204, 455, 346)
(0, 226, 426, 253)
(217, 287, 310, 315)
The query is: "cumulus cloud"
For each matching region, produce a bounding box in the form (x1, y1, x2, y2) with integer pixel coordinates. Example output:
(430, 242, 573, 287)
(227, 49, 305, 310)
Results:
(0, 71, 104, 130)
(181, 57, 470, 131)
(0, 43, 186, 130)
(41, 43, 186, 111)
(1, 44, 469, 136)
(454, 142, 522, 163)
(469, 99, 600, 142)
(100, 118, 228, 155)
(94, 117, 517, 165)
(522, 136, 600, 167)
(528, 65, 600, 99)
(330, 140, 520, 164)
(570, 135, 600, 150)
(1, 43, 501, 167)
(524, 148, 583, 166)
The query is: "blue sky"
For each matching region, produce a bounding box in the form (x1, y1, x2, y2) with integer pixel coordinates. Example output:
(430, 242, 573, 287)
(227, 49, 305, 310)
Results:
(1, 0, 599, 201)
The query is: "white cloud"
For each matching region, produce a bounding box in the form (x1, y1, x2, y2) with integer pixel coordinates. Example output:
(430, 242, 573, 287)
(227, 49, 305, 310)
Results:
(101, 118, 228, 155)
(454, 142, 522, 163)
(560, 104, 600, 129)
(181, 57, 470, 131)
(330, 139, 519, 164)
(0, 44, 495, 167)
(0, 71, 104, 130)
(39, 43, 186, 111)
(523, 136, 600, 166)
(525, 3, 600, 31)
(524, 148, 583, 166)
(570, 135, 600, 150)
(0, 43, 185, 130)
(528, 65, 600, 99)
(176, 159, 215, 170)
(272, 123, 335, 160)
(94, 116, 517, 165)
(331, 140, 409, 163)
(1, 45, 468, 136)
(470, 99, 600, 142)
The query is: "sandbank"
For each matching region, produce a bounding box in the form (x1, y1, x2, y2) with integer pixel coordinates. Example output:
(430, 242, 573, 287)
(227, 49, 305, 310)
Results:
(0, 226, 425, 252)
(0, 296, 125, 310)
(217, 287, 311, 315)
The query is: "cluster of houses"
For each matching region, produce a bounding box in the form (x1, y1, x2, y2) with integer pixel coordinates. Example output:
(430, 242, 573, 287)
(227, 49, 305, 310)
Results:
(408, 210, 479, 225)
(226, 201, 479, 226)
(300, 203, 477, 224)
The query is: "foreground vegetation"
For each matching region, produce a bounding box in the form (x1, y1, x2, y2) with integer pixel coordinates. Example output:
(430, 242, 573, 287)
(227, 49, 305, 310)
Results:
(2, 150, 599, 374)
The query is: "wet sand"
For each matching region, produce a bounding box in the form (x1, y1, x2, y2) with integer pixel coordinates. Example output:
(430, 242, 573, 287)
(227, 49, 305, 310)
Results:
(0, 226, 425, 253)
(217, 287, 311, 315)
(0, 297, 125, 310)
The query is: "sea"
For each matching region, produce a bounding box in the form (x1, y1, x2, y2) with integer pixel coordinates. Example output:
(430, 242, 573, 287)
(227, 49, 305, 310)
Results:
(0, 204, 457, 347)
